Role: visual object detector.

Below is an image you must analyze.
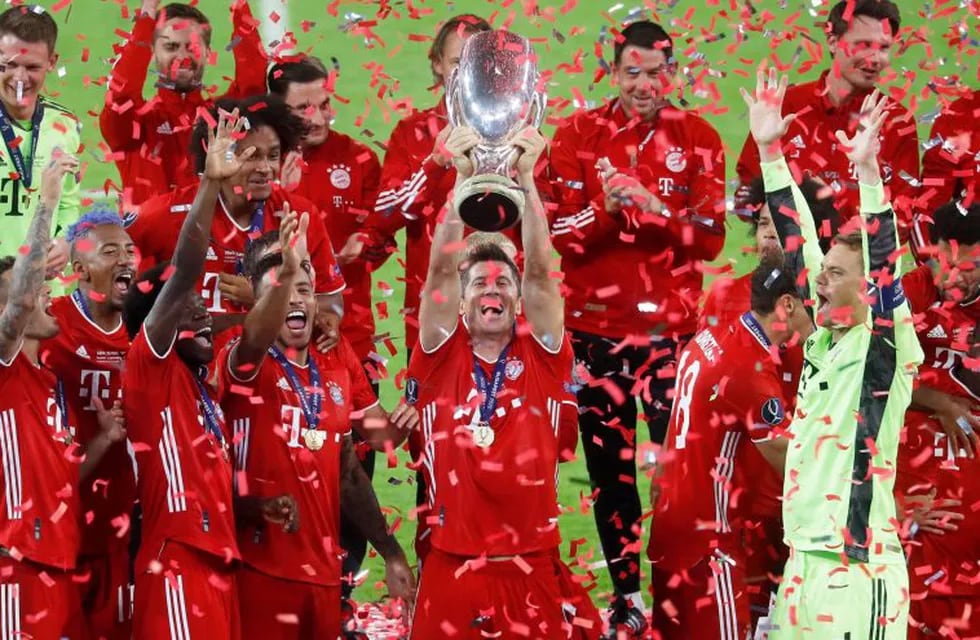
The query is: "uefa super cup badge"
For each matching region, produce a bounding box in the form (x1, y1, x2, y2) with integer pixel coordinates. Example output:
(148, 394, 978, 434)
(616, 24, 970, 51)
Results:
(303, 429, 326, 451)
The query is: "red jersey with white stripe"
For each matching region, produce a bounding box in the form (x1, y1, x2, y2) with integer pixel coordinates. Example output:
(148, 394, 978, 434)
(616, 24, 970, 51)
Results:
(0, 348, 79, 570)
(918, 89, 978, 218)
(128, 184, 346, 316)
(649, 314, 791, 571)
(408, 320, 572, 557)
(736, 71, 919, 244)
(123, 328, 239, 570)
(293, 131, 382, 362)
(42, 294, 134, 556)
(217, 337, 376, 587)
(897, 266, 980, 596)
(549, 101, 726, 338)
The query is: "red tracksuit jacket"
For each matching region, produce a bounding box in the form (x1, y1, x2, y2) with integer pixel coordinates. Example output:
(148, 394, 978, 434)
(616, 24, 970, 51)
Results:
(100, 1, 267, 206)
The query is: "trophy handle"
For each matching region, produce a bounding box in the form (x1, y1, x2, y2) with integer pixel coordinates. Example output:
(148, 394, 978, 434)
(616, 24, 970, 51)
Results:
(445, 68, 463, 128)
(529, 88, 547, 130)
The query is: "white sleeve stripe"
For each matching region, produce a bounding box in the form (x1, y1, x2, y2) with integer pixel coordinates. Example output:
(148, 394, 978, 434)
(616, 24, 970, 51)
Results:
(375, 169, 428, 210)
(0, 409, 22, 520)
(550, 208, 596, 231)
(158, 407, 187, 513)
(0, 340, 23, 368)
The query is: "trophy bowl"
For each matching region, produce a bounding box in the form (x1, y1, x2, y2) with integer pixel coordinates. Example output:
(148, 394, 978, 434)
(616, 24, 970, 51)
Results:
(446, 30, 546, 231)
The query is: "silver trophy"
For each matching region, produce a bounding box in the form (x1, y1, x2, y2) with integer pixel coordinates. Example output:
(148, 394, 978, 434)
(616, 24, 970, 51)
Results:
(446, 30, 547, 231)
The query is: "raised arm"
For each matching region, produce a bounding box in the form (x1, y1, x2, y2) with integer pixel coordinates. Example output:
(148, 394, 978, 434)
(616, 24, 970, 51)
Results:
(143, 110, 255, 354)
(0, 153, 78, 363)
(742, 68, 823, 315)
(229, 209, 307, 378)
(515, 127, 564, 350)
(417, 126, 478, 352)
(99, 0, 156, 151)
(224, 1, 269, 99)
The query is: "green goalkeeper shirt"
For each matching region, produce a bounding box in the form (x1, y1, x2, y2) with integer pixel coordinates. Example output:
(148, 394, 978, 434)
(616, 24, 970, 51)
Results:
(0, 97, 81, 258)
(762, 158, 923, 564)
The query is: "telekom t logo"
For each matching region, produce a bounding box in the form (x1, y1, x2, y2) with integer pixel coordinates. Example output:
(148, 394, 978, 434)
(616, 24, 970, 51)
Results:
(80, 370, 112, 411)
(280, 405, 304, 448)
(201, 272, 224, 313)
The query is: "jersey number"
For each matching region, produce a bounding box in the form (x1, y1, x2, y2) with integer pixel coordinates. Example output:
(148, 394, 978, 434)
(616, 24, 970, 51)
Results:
(672, 350, 702, 450)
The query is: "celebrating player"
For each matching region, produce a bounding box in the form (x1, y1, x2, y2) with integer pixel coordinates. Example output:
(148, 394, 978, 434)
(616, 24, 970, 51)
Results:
(0, 6, 81, 283)
(736, 0, 919, 245)
(649, 260, 809, 639)
(913, 86, 978, 251)
(121, 110, 297, 639)
(218, 213, 416, 638)
(42, 210, 137, 639)
(127, 94, 345, 350)
(548, 19, 726, 631)
(895, 202, 980, 639)
(407, 125, 601, 638)
(743, 68, 923, 638)
(101, 0, 267, 205)
(0, 151, 123, 637)
(370, 14, 492, 355)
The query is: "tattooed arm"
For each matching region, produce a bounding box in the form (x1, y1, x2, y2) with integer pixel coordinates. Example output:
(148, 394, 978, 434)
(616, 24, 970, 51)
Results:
(0, 152, 80, 363)
(339, 435, 416, 606)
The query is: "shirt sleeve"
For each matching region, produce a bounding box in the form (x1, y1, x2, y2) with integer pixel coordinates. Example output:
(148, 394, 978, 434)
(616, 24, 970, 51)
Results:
(735, 130, 762, 191)
(761, 157, 825, 319)
(304, 203, 346, 297)
(99, 12, 154, 153)
(737, 368, 792, 443)
(880, 106, 920, 243)
(223, 1, 269, 99)
(54, 121, 83, 236)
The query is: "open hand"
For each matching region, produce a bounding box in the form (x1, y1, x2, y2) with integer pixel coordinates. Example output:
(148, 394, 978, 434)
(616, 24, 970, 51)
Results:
(279, 204, 311, 275)
(740, 66, 797, 150)
(833, 90, 889, 169)
(218, 273, 255, 308)
(40, 148, 81, 208)
(93, 398, 126, 444)
(205, 108, 256, 181)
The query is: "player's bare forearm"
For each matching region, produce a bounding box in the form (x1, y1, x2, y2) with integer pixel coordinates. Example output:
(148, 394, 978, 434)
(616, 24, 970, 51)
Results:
(339, 435, 404, 561)
(236, 266, 298, 372)
(910, 386, 954, 413)
(418, 191, 464, 349)
(316, 291, 344, 320)
(353, 404, 411, 450)
(79, 433, 114, 481)
(518, 171, 564, 347)
(0, 200, 55, 360)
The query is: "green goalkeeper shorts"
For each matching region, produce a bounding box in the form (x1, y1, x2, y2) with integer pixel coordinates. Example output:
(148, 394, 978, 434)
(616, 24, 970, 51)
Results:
(769, 548, 908, 640)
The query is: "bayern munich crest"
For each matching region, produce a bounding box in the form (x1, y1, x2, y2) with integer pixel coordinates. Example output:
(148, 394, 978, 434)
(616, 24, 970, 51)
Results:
(665, 147, 686, 173)
(329, 165, 352, 189)
(505, 359, 524, 381)
(328, 384, 344, 405)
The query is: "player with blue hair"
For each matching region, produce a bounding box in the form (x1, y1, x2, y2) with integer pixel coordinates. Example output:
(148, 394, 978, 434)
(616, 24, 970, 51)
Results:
(42, 205, 139, 638)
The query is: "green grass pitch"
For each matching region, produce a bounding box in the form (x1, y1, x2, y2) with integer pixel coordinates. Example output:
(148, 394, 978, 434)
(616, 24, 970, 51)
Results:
(42, 0, 977, 606)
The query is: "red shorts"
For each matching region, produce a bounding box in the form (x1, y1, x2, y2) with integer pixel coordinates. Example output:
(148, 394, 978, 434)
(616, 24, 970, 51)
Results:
(72, 548, 133, 640)
(743, 515, 788, 624)
(410, 548, 601, 640)
(132, 542, 240, 640)
(237, 565, 340, 639)
(651, 552, 751, 640)
(909, 594, 980, 639)
(0, 556, 81, 639)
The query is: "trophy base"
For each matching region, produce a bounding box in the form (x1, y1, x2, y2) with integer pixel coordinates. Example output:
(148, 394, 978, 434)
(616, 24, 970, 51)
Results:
(455, 174, 524, 232)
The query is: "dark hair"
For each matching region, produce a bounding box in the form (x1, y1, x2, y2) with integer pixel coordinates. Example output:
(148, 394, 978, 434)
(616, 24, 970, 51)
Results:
(832, 230, 865, 253)
(190, 94, 305, 175)
(740, 176, 840, 254)
(123, 263, 169, 340)
(428, 14, 492, 85)
(826, 0, 900, 39)
(460, 243, 521, 292)
(158, 3, 212, 47)
(243, 230, 281, 282)
(0, 5, 58, 52)
(268, 57, 328, 96)
(613, 20, 673, 66)
(0, 256, 15, 305)
(751, 258, 800, 315)
(933, 201, 980, 246)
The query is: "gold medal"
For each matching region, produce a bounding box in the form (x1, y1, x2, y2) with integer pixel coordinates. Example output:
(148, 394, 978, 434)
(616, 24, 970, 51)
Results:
(473, 422, 495, 448)
(303, 429, 325, 451)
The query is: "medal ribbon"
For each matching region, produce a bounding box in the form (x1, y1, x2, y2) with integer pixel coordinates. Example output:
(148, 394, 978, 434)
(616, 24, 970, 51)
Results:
(192, 377, 226, 444)
(0, 99, 44, 188)
(71, 288, 93, 322)
(740, 311, 772, 348)
(473, 345, 510, 423)
(269, 346, 322, 429)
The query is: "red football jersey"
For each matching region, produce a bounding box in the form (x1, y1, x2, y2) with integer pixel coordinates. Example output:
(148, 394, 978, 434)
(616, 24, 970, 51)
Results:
(736, 71, 919, 242)
(549, 100, 726, 339)
(128, 184, 346, 316)
(293, 132, 382, 362)
(408, 320, 572, 557)
(897, 266, 980, 596)
(0, 348, 79, 570)
(217, 337, 376, 586)
(42, 294, 134, 556)
(649, 313, 791, 571)
(123, 328, 239, 570)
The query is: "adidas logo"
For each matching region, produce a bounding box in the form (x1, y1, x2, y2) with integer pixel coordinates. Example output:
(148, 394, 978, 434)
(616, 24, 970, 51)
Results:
(790, 135, 806, 149)
(277, 377, 290, 391)
(76, 345, 89, 358)
(156, 122, 174, 135)
(926, 325, 947, 339)
(206, 246, 218, 261)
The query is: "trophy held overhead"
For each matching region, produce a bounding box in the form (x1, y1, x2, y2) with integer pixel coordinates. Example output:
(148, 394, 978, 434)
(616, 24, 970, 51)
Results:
(446, 30, 547, 232)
